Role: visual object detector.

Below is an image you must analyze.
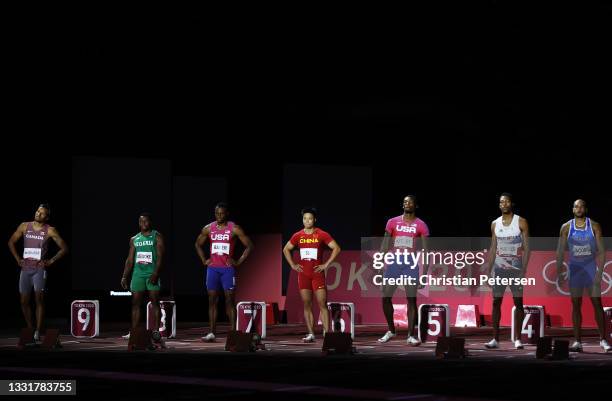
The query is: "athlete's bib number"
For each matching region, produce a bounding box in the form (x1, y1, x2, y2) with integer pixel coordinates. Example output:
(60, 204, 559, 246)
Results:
(300, 248, 318, 260)
(136, 252, 153, 264)
(498, 243, 520, 256)
(212, 242, 230, 255)
(23, 248, 42, 260)
(394, 236, 413, 249)
(572, 244, 592, 256)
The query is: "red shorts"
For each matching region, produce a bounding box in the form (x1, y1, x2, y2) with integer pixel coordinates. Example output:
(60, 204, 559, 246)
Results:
(298, 271, 326, 291)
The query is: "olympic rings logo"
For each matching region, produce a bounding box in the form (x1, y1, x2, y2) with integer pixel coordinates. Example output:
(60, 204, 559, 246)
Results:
(542, 260, 612, 295)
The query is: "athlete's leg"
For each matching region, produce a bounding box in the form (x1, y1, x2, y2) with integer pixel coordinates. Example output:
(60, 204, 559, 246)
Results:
(491, 296, 503, 341)
(589, 282, 606, 340)
(512, 296, 524, 341)
(20, 293, 33, 329)
(570, 287, 584, 342)
(19, 270, 33, 328)
(315, 288, 329, 334)
(382, 285, 397, 333)
(208, 290, 219, 334)
(300, 289, 315, 334)
(224, 290, 236, 331)
(34, 290, 45, 333)
(131, 291, 144, 330)
(148, 290, 161, 332)
(407, 295, 418, 337)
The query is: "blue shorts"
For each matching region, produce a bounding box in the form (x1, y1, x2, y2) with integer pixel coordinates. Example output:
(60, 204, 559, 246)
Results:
(568, 261, 596, 289)
(206, 266, 235, 291)
(383, 261, 419, 280)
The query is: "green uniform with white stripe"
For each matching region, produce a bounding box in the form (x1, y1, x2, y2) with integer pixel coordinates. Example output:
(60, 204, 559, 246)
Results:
(131, 230, 160, 292)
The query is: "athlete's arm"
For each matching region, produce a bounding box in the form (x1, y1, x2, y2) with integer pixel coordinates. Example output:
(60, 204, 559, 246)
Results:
(7, 222, 27, 267)
(380, 230, 391, 253)
(150, 232, 165, 284)
(519, 217, 530, 274)
(283, 241, 303, 272)
(314, 240, 341, 273)
(45, 226, 69, 267)
(231, 225, 254, 266)
(121, 238, 135, 290)
(195, 225, 211, 266)
(556, 223, 569, 281)
(592, 220, 605, 284)
(485, 222, 497, 275)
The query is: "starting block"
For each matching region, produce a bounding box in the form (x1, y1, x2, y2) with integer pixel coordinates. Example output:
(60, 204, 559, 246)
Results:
(536, 336, 553, 359)
(511, 305, 545, 344)
(146, 300, 176, 338)
(418, 304, 450, 343)
(435, 337, 466, 359)
(322, 332, 355, 355)
(41, 329, 62, 350)
(17, 328, 35, 350)
(71, 300, 100, 338)
(225, 330, 263, 352)
(236, 301, 266, 339)
(455, 305, 480, 328)
(551, 339, 569, 360)
(128, 327, 154, 351)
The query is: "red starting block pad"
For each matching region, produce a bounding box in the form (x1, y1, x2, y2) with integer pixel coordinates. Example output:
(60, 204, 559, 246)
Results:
(236, 301, 266, 339)
(146, 301, 176, 338)
(71, 300, 100, 338)
(327, 302, 355, 339)
(511, 305, 545, 344)
(418, 304, 450, 343)
(604, 307, 612, 342)
(455, 304, 480, 327)
(393, 304, 408, 329)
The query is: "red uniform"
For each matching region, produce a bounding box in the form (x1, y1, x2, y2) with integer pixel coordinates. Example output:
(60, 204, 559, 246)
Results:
(289, 228, 334, 291)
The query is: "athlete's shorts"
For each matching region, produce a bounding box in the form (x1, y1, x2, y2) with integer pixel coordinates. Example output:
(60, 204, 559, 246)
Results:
(568, 261, 596, 289)
(492, 268, 524, 297)
(382, 262, 419, 297)
(206, 266, 235, 291)
(130, 270, 161, 292)
(298, 271, 326, 291)
(19, 268, 46, 294)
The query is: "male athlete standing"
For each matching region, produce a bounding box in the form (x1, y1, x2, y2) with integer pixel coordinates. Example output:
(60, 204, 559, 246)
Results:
(484, 193, 530, 350)
(556, 199, 610, 352)
(8, 204, 68, 341)
(121, 213, 165, 347)
(195, 203, 253, 342)
(378, 195, 429, 345)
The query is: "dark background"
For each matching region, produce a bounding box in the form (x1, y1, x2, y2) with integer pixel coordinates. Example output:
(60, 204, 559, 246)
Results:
(2, 3, 611, 328)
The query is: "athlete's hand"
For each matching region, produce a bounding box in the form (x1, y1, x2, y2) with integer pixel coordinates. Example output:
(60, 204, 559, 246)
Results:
(17, 259, 25, 268)
(121, 277, 129, 290)
(228, 258, 239, 267)
(40, 259, 53, 268)
(557, 267, 567, 283)
(314, 264, 329, 273)
(203, 259, 212, 267)
(149, 272, 159, 285)
(291, 263, 303, 273)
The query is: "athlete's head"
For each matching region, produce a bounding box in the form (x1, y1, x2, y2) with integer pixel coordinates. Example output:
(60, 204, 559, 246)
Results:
(499, 193, 514, 214)
(403, 195, 417, 213)
(139, 212, 152, 232)
(34, 204, 50, 223)
(572, 199, 587, 218)
(215, 202, 229, 224)
(301, 207, 317, 229)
